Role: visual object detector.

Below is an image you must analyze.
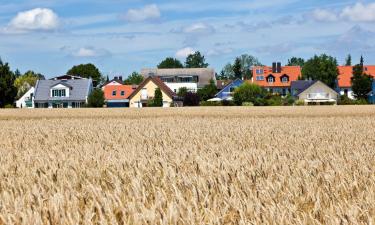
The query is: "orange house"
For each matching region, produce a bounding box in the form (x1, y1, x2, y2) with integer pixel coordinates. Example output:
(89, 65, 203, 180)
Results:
(337, 66, 375, 99)
(252, 62, 301, 96)
(102, 77, 136, 107)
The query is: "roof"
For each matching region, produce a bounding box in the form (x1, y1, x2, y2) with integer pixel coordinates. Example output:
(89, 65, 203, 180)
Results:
(102, 78, 124, 87)
(291, 80, 317, 95)
(337, 66, 375, 88)
(128, 76, 176, 100)
(252, 66, 301, 87)
(215, 78, 243, 97)
(34, 79, 92, 101)
(50, 75, 85, 80)
(103, 85, 134, 100)
(140, 68, 216, 87)
(297, 80, 337, 97)
(216, 80, 232, 90)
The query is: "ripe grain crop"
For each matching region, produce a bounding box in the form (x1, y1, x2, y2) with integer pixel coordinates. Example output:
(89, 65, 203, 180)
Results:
(0, 106, 374, 224)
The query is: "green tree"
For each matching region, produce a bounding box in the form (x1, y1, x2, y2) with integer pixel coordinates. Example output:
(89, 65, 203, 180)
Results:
(124, 72, 144, 85)
(239, 54, 262, 79)
(287, 57, 305, 67)
(177, 87, 188, 97)
(158, 57, 184, 69)
(67, 63, 102, 84)
(232, 57, 242, 79)
(345, 54, 352, 66)
(0, 59, 17, 107)
(197, 79, 217, 101)
(301, 54, 339, 88)
(152, 88, 163, 107)
(233, 83, 265, 106)
(185, 51, 209, 68)
(352, 59, 372, 100)
(87, 89, 105, 108)
(14, 71, 44, 98)
(220, 63, 234, 80)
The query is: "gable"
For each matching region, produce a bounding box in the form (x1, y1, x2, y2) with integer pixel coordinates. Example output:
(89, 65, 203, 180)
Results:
(51, 83, 70, 89)
(298, 81, 337, 97)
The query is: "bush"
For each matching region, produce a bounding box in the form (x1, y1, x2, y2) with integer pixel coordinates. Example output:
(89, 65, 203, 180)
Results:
(242, 102, 254, 106)
(339, 95, 368, 105)
(183, 92, 200, 106)
(88, 89, 105, 108)
(295, 99, 305, 106)
(200, 101, 222, 106)
(233, 83, 266, 106)
(266, 95, 283, 106)
(4, 104, 14, 108)
(222, 99, 235, 106)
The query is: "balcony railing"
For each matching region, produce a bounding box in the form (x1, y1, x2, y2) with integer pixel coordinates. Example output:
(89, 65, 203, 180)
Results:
(307, 93, 330, 99)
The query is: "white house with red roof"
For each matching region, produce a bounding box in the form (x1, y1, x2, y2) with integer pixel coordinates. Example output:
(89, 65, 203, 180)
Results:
(337, 66, 375, 99)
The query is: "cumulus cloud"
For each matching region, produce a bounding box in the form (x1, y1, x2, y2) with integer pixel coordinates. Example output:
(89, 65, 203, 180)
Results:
(311, 9, 337, 22)
(175, 47, 195, 58)
(6, 8, 59, 33)
(341, 2, 375, 22)
(61, 46, 111, 58)
(122, 4, 161, 22)
(183, 23, 215, 35)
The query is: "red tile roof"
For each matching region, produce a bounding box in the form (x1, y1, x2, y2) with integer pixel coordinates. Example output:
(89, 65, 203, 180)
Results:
(252, 66, 301, 87)
(337, 66, 375, 88)
(103, 85, 134, 100)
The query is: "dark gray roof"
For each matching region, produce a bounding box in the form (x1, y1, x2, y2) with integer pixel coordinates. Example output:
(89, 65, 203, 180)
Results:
(34, 79, 92, 102)
(291, 80, 317, 95)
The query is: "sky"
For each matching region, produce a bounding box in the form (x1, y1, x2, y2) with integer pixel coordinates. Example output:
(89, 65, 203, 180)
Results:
(1, 0, 375, 78)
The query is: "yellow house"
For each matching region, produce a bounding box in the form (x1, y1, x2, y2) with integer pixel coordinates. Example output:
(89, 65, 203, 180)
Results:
(128, 76, 176, 108)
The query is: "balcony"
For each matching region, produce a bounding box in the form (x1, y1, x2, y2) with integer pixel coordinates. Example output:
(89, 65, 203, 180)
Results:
(307, 93, 330, 100)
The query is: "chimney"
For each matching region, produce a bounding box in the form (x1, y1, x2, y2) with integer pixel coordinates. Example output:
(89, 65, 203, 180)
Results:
(114, 76, 118, 80)
(277, 62, 282, 73)
(272, 62, 277, 73)
(119, 76, 123, 81)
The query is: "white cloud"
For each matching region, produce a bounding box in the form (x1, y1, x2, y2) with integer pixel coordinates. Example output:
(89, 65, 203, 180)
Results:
(123, 4, 161, 22)
(183, 23, 215, 35)
(207, 48, 233, 57)
(61, 46, 111, 58)
(312, 9, 337, 22)
(175, 47, 195, 58)
(341, 2, 375, 22)
(7, 8, 59, 33)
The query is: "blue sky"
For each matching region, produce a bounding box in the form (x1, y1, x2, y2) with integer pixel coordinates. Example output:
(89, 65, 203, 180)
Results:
(1, 0, 375, 78)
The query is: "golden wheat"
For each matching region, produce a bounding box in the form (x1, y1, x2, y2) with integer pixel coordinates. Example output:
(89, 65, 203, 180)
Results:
(0, 106, 374, 225)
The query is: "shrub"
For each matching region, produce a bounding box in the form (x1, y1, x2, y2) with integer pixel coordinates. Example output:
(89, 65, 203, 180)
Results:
(233, 83, 265, 106)
(183, 92, 200, 106)
(242, 102, 254, 106)
(4, 104, 14, 108)
(339, 95, 368, 105)
(88, 89, 105, 108)
(153, 88, 163, 107)
(222, 99, 235, 106)
(200, 101, 222, 106)
(295, 99, 305, 106)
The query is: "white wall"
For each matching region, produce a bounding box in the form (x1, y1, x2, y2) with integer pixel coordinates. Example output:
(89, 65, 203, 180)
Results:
(165, 83, 198, 93)
(16, 87, 34, 108)
(340, 88, 355, 100)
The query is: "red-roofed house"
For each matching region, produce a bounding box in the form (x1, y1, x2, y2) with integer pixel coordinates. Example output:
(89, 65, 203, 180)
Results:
(102, 77, 136, 107)
(337, 66, 375, 99)
(252, 62, 301, 95)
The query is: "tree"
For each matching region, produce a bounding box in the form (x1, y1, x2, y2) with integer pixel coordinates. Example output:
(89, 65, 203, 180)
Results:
(197, 79, 217, 101)
(345, 54, 352, 66)
(106, 75, 109, 83)
(183, 92, 200, 106)
(153, 88, 163, 107)
(14, 70, 44, 98)
(185, 51, 209, 68)
(287, 57, 305, 67)
(87, 89, 105, 108)
(232, 57, 242, 79)
(301, 54, 339, 88)
(239, 54, 262, 79)
(67, 63, 102, 84)
(158, 57, 184, 69)
(124, 72, 143, 85)
(233, 83, 265, 106)
(352, 59, 372, 100)
(177, 87, 188, 97)
(220, 63, 234, 80)
(0, 59, 17, 107)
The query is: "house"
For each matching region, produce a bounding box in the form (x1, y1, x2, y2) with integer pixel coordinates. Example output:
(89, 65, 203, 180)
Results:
(368, 80, 375, 104)
(291, 80, 338, 105)
(337, 66, 375, 99)
(215, 79, 244, 100)
(140, 68, 216, 93)
(252, 62, 301, 95)
(102, 76, 135, 107)
(50, 75, 84, 80)
(216, 80, 232, 91)
(33, 78, 93, 108)
(128, 76, 176, 108)
(16, 87, 35, 108)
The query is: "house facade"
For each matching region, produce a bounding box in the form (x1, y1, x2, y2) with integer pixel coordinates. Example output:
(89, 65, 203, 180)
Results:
(215, 79, 244, 100)
(16, 87, 35, 108)
(128, 76, 176, 108)
(34, 78, 93, 108)
(140, 68, 216, 93)
(102, 77, 135, 107)
(368, 80, 375, 104)
(252, 63, 301, 96)
(292, 80, 338, 104)
(337, 66, 375, 100)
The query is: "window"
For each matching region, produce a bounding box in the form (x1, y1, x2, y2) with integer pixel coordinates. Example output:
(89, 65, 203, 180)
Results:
(256, 69, 264, 75)
(52, 89, 66, 97)
(177, 77, 193, 83)
(281, 76, 289, 83)
(267, 77, 275, 83)
(161, 77, 174, 83)
(256, 76, 264, 81)
(112, 90, 117, 96)
(121, 91, 125, 96)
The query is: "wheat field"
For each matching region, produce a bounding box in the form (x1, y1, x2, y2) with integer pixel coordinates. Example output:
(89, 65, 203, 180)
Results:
(0, 106, 374, 225)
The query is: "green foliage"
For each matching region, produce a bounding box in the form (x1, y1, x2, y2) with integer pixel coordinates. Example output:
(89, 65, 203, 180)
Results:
(232, 58, 242, 79)
(4, 104, 14, 108)
(185, 51, 208, 68)
(233, 83, 265, 106)
(301, 54, 339, 88)
(345, 54, 352, 66)
(221, 54, 262, 80)
(338, 95, 368, 105)
(153, 88, 163, 107)
(158, 57, 184, 69)
(197, 79, 217, 101)
(287, 57, 305, 67)
(124, 72, 144, 85)
(0, 58, 17, 108)
(351, 63, 372, 100)
(239, 54, 262, 79)
(295, 99, 305, 106)
(88, 89, 105, 108)
(219, 63, 234, 80)
(67, 63, 102, 84)
(177, 87, 188, 97)
(184, 92, 200, 106)
(221, 99, 235, 106)
(14, 70, 44, 98)
(200, 101, 221, 106)
(242, 102, 254, 106)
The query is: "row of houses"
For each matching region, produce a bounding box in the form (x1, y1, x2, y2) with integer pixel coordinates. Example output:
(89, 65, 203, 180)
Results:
(15, 63, 375, 108)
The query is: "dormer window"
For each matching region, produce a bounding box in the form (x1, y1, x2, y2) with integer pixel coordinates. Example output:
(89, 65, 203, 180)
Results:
(281, 75, 289, 83)
(267, 75, 275, 83)
(52, 89, 66, 97)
